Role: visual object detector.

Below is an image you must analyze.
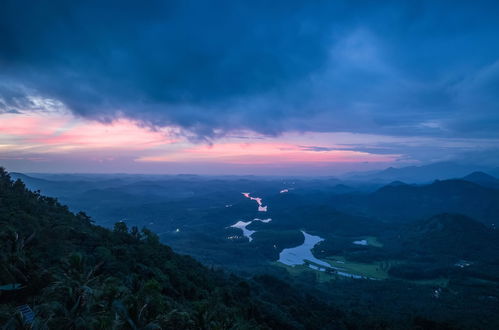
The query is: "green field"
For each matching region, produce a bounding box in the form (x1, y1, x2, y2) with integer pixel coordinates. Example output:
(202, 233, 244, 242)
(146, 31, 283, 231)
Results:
(275, 255, 392, 281)
(365, 236, 383, 247)
(277, 256, 455, 287)
(325, 256, 390, 279)
(274, 262, 353, 283)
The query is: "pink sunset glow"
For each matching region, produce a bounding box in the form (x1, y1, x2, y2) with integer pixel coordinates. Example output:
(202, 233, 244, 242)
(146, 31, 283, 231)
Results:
(0, 113, 176, 153)
(137, 142, 398, 164)
(1, 110, 404, 174)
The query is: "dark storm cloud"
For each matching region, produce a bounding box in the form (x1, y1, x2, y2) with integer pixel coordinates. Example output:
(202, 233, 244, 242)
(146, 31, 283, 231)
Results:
(1, 0, 499, 137)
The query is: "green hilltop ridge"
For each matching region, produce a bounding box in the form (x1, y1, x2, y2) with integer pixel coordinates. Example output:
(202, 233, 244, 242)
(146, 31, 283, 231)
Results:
(330, 178, 499, 225)
(402, 213, 499, 260)
(0, 168, 354, 329)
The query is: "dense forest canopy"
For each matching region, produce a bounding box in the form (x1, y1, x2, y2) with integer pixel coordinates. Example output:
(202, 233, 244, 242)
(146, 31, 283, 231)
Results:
(2, 167, 499, 329)
(0, 168, 412, 329)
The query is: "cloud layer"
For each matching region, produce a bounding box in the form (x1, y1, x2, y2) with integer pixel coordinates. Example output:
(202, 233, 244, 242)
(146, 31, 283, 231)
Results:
(1, 0, 499, 139)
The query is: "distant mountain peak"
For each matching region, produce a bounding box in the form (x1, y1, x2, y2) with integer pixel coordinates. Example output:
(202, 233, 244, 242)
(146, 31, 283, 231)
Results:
(345, 161, 490, 184)
(463, 171, 497, 181)
(462, 171, 499, 189)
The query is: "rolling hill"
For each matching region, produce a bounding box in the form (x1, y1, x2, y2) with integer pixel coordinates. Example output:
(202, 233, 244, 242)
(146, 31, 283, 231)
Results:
(331, 179, 499, 225)
(401, 213, 499, 260)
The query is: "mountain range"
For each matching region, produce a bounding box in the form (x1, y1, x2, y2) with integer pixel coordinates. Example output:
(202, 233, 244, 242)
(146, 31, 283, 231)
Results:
(331, 178, 499, 226)
(344, 162, 499, 183)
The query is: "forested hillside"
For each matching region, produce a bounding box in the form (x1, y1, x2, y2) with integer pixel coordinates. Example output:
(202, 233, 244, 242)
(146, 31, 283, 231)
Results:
(4, 168, 498, 329)
(0, 168, 354, 329)
(330, 179, 499, 225)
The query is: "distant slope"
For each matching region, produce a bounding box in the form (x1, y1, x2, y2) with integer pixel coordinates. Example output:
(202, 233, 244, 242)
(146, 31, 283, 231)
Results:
(331, 179, 499, 225)
(386, 213, 499, 282)
(345, 162, 489, 183)
(9, 172, 106, 198)
(9, 172, 61, 194)
(402, 213, 499, 259)
(462, 171, 499, 189)
(266, 192, 386, 236)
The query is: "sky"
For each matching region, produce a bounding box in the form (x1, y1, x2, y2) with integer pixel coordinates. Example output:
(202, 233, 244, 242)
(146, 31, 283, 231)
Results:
(1, 0, 499, 175)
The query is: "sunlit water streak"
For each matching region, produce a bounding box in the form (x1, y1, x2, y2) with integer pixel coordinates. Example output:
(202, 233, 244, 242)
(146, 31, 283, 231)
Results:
(242, 192, 268, 212)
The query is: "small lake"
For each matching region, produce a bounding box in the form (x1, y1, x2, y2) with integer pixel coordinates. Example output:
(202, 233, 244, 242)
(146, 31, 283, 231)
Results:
(278, 231, 331, 268)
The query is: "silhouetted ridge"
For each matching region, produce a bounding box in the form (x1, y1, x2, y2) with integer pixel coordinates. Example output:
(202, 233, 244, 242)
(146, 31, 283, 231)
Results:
(462, 171, 499, 189)
(332, 179, 499, 225)
(463, 171, 496, 181)
(346, 161, 485, 183)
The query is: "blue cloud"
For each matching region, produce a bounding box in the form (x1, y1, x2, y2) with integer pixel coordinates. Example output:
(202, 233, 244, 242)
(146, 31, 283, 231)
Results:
(1, 0, 499, 138)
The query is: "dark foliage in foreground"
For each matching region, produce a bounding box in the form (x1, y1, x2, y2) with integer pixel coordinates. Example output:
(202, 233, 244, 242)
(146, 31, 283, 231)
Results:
(0, 168, 378, 329)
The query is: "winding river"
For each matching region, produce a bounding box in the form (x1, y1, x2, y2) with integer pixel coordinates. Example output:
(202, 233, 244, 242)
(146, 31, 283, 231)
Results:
(230, 218, 272, 242)
(278, 231, 365, 279)
(278, 231, 331, 267)
(231, 192, 366, 279)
